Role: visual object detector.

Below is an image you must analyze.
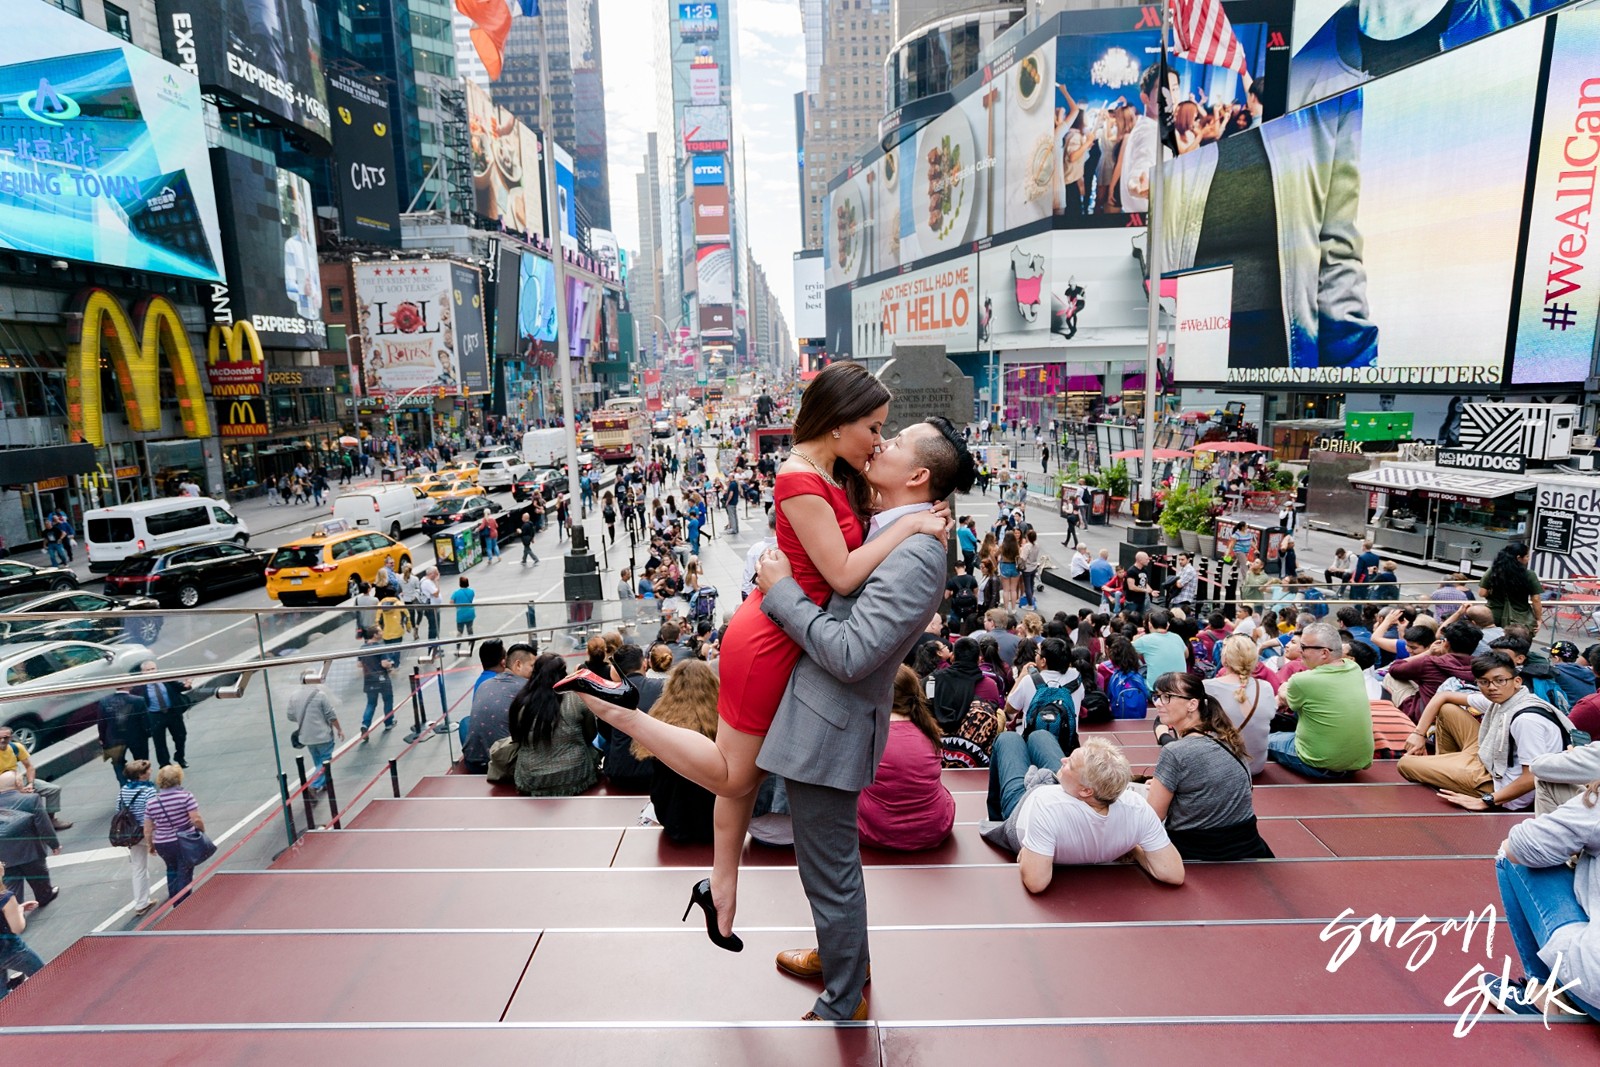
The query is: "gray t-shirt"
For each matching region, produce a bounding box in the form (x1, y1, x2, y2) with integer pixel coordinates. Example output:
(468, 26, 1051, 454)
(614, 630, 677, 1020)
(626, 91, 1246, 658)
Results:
(1153, 734, 1255, 831)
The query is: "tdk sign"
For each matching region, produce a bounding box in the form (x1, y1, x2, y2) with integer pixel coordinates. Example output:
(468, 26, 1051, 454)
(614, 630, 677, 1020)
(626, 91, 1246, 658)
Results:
(692, 155, 725, 185)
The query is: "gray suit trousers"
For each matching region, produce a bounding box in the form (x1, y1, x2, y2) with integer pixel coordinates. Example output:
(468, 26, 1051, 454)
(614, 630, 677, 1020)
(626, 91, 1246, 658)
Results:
(787, 777, 867, 1019)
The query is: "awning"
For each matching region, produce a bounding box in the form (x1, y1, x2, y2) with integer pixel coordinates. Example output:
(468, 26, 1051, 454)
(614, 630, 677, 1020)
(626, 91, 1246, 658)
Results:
(1348, 465, 1535, 502)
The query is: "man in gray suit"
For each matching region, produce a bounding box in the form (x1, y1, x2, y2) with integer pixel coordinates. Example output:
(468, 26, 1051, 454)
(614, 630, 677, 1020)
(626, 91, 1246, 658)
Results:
(755, 416, 976, 1021)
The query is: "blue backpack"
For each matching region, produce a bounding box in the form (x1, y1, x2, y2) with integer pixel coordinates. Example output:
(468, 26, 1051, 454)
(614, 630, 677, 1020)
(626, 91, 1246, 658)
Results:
(1108, 669, 1151, 719)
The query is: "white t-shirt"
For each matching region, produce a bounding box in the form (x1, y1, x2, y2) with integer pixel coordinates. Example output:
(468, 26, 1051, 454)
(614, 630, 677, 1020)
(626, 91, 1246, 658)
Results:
(1468, 692, 1567, 811)
(1017, 786, 1171, 864)
(1007, 667, 1084, 731)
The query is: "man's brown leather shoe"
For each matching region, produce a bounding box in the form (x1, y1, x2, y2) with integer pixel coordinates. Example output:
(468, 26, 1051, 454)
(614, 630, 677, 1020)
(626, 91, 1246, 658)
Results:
(801, 998, 868, 1022)
(776, 948, 870, 984)
(776, 947, 822, 979)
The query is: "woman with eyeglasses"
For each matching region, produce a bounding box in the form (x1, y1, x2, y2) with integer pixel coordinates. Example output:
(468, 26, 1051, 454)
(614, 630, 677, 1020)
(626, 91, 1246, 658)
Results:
(1145, 672, 1274, 861)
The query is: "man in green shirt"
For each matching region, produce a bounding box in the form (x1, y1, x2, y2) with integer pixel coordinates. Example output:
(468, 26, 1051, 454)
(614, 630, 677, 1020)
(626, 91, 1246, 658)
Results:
(1269, 622, 1373, 779)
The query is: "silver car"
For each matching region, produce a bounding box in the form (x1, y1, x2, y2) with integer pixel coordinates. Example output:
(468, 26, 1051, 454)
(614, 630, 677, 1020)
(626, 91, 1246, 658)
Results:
(0, 640, 154, 751)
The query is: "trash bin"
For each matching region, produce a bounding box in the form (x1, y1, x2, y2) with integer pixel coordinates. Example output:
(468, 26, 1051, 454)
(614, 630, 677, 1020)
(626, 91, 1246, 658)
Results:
(434, 522, 483, 574)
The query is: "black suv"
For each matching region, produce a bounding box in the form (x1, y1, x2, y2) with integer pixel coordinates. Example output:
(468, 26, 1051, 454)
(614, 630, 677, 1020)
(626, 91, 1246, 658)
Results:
(104, 542, 270, 607)
(421, 495, 504, 533)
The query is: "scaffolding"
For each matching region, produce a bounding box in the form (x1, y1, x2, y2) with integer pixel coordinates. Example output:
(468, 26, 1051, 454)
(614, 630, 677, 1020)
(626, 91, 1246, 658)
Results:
(437, 86, 474, 225)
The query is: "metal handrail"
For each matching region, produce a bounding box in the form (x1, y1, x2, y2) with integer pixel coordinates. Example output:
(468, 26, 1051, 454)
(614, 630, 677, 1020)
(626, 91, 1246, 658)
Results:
(0, 610, 659, 706)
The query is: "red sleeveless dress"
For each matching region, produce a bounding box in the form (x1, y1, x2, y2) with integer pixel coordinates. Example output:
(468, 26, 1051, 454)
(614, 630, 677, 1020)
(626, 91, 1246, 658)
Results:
(716, 470, 864, 736)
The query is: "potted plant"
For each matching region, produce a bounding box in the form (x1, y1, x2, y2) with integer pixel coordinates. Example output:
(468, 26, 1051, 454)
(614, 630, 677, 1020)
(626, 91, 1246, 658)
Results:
(1158, 482, 1192, 547)
(1098, 460, 1131, 515)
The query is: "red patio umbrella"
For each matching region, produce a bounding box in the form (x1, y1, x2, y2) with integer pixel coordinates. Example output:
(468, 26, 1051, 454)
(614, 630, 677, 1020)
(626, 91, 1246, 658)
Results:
(1191, 441, 1272, 453)
(1111, 448, 1192, 460)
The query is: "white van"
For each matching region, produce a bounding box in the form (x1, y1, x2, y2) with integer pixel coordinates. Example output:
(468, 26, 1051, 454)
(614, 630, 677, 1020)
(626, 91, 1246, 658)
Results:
(84, 497, 249, 572)
(331, 484, 430, 540)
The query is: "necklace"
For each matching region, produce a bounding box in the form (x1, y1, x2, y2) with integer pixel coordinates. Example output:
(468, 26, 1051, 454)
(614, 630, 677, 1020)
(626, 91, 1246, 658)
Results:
(790, 447, 841, 488)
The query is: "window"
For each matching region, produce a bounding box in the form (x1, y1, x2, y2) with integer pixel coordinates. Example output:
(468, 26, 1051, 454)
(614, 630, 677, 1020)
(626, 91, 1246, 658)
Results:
(212, 507, 239, 526)
(47, 0, 83, 15)
(103, 1, 132, 40)
(7, 653, 57, 685)
(145, 507, 209, 536)
(88, 518, 134, 543)
(328, 287, 345, 313)
(52, 645, 106, 670)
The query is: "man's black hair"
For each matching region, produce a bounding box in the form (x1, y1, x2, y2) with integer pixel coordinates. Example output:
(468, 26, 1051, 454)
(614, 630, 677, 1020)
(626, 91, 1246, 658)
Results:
(613, 643, 644, 675)
(917, 416, 978, 498)
(479, 639, 506, 671)
(1441, 620, 1483, 655)
(1039, 637, 1073, 673)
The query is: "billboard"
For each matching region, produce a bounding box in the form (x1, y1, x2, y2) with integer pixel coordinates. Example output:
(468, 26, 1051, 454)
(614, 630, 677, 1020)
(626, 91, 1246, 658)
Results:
(327, 71, 400, 246)
(1288, 0, 1575, 111)
(694, 185, 731, 242)
(1163, 18, 1545, 390)
(793, 250, 825, 339)
(156, 0, 330, 146)
(690, 64, 720, 105)
(466, 80, 545, 239)
(555, 142, 579, 249)
(692, 155, 726, 185)
(848, 254, 978, 361)
(211, 148, 326, 349)
(679, 3, 719, 39)
(1, 3, 223, 282)
(683, 105, 731, 151)
(974, 230, 1150, 351)
(450, 263, 489, 394)
(352, 261, 463, 397)
(518, 252, 558, 343)
(1510, 8, 1600, 385)
(696, 244, 735, 304)
(823, 3, 1285, 292)
(701, 305, 733, 335)
(493, 246, 522, 355)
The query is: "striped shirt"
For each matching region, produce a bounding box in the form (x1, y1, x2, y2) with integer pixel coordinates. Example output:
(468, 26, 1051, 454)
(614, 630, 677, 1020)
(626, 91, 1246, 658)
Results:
(145, 788, 197, 844)
(117, 780, 157, 825)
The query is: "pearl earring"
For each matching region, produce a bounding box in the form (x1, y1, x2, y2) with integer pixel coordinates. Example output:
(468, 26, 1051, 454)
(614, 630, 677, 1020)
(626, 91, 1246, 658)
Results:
(832, 430, 840, 439)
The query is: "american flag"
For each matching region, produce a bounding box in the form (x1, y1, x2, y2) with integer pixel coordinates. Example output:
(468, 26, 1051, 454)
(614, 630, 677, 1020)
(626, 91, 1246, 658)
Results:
(1169, 0, 1250, 76)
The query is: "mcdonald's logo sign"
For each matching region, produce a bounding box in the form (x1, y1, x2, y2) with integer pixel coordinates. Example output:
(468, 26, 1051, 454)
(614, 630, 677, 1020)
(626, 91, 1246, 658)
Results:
(206, 321, 266, 395)
(220, 396, 267, 438)
(66, 288, 212, 448)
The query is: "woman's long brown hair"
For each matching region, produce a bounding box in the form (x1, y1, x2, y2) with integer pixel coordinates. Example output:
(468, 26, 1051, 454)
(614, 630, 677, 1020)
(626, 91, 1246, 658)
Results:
(789, 361, 890, 523)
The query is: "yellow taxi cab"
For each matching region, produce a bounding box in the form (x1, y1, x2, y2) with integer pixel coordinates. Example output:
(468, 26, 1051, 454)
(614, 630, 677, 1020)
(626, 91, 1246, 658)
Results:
(402, 471, 435, 488)
(264, 521, 410, 605)
(423, 477, 475, 499)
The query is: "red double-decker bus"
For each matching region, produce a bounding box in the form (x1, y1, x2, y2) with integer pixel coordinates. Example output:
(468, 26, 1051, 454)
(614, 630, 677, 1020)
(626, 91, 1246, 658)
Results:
(591, 408, 649, 462)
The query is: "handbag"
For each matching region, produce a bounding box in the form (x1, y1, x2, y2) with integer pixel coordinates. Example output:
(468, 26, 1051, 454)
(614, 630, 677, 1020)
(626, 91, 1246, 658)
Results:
(175, 828, 217, 866)
(290, 729, 304, 749)
(486, 735, 520, 783)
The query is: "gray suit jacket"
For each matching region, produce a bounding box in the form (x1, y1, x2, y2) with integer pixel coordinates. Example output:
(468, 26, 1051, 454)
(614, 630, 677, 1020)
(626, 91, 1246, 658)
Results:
(757, 530, 948, 792)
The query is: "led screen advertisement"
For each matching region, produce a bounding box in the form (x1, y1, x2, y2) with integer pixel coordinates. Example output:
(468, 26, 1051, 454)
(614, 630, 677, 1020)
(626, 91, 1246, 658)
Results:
(683, 105, 731, 152)
(847, 254, 978, 362)
(696, 244, 735, 305)
(327, 71, 400, 246)
(1162, 18, 1545, 390)
(793, 250, 825, 339)
(679, 3, 719, 39)
(1510, 8, 1600, 386)
(156, 0, 331, 146)
(518, 252, 558, 344)
(823, 2, 1287, 292)
(555, 143, 579, 250)
(353, 261, 463, 397)
(975, 230, 1151, 351)
(1288, 0, 1576, 111)
(451, 263, 490, 395)
(0, 3, 223, 282)
(211, 148, 325, 349)
(694, 185, 730, 242)
(692, 155, 726, 185)
(466, 81, 545, 239)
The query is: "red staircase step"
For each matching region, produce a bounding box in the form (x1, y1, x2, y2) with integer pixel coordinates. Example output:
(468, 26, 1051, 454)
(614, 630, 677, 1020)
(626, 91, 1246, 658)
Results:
(0, 932, 537, 1026)
(272, 827, 627, 870)
(1252, 784, 1474, 818)
(347, 795, 649, 829)
(1301, 813, 1526, 858)
(156, 859, 1500, 933)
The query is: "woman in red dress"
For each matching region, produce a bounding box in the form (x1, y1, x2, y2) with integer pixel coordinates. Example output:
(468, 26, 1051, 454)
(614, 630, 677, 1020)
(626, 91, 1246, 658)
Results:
(570, 362, 944, 949)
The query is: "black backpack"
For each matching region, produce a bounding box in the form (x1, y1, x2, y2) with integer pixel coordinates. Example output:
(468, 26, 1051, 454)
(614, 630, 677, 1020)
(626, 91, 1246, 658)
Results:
(950, 585, 978, 620)
(109, 790, 145, 847)
(1080, 688, 1112, 724)
(1508, 702, 1591, 764)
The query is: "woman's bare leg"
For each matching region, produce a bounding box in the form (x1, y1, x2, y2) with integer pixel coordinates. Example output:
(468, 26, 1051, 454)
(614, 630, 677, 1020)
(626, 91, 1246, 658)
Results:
(709, 781, 762, 938)
(577, 695, 766, 797)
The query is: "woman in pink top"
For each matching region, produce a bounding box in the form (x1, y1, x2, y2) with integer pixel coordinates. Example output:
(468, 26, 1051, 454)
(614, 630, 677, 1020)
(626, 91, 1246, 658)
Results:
(859, 666, 956, 852)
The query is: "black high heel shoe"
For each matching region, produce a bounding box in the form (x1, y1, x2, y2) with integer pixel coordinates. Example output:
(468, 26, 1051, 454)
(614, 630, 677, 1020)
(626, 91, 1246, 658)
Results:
(683, 878, 744, 953)
(553, 667, 640, 709)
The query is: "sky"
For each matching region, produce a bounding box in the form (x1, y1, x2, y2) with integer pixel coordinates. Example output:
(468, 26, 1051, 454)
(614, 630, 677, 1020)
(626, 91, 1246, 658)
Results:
(597, 0, 806, 340)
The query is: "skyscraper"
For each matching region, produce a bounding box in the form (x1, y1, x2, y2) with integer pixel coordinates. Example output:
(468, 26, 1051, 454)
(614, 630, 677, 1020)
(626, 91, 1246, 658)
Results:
(634, 133, 666, 355)
(797, 0, 894, 251)
(492, 0, 614, 238)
